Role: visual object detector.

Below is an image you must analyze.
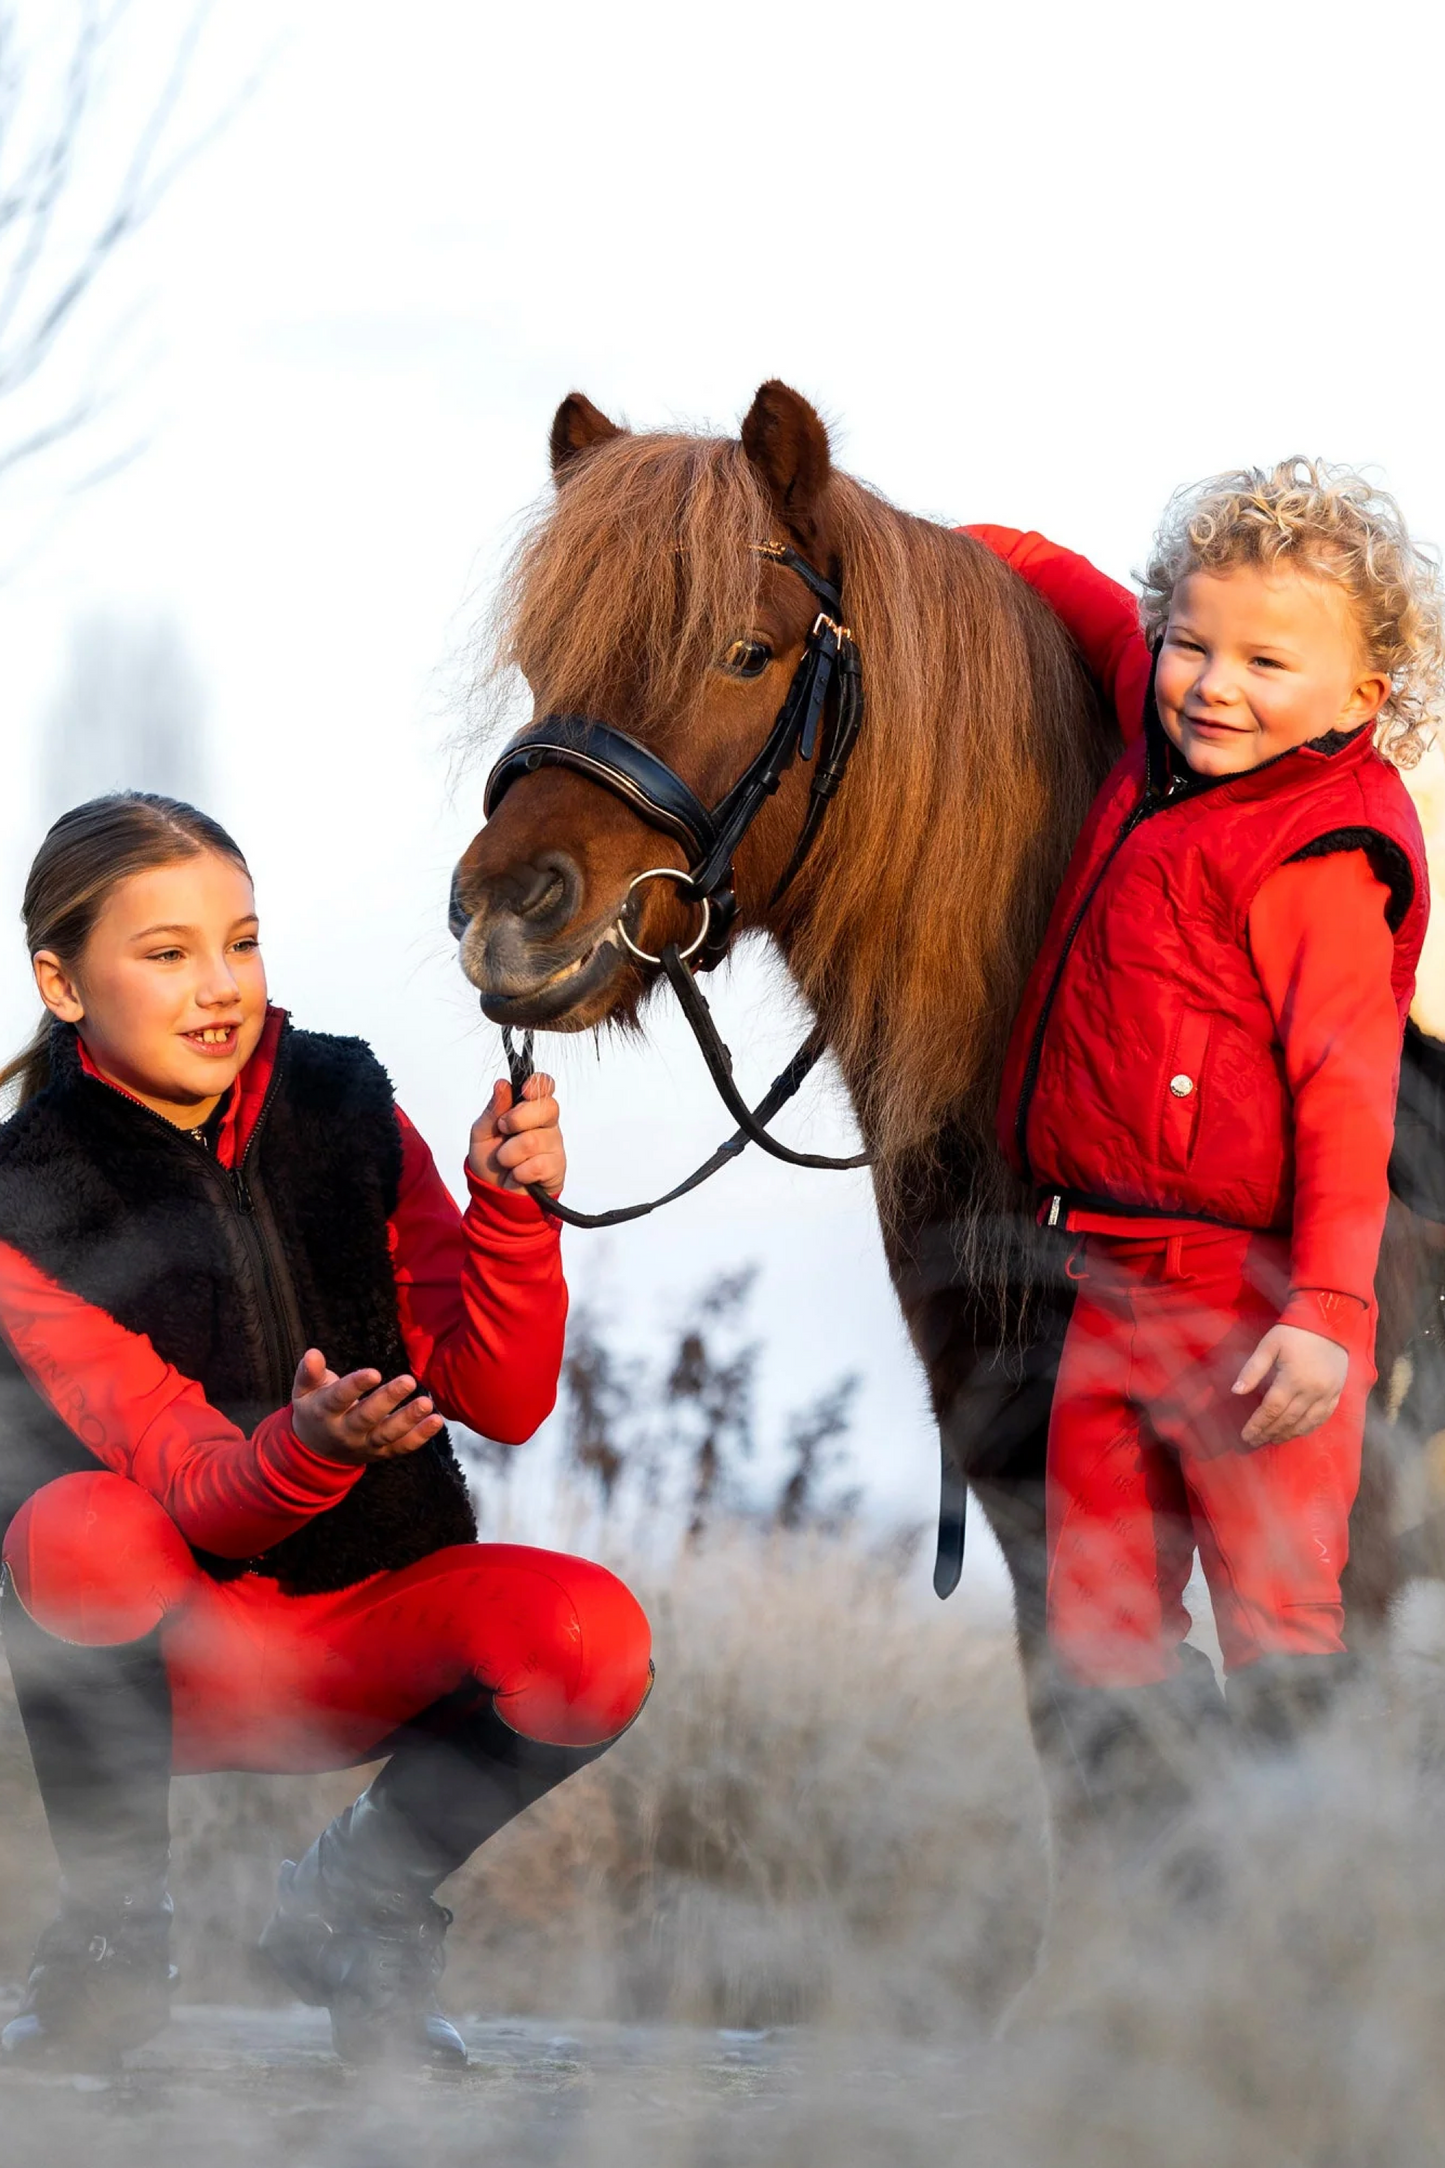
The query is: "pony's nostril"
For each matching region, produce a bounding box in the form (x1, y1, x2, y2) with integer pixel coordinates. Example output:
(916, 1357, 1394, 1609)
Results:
(450, 853, 581, 945)
(503, 853, 580, 931)
(513, 866, 566, 919)
(447, 871, 471, 942)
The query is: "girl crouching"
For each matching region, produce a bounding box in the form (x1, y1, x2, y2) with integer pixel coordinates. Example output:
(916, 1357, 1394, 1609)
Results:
(0, 792, 652, 2067)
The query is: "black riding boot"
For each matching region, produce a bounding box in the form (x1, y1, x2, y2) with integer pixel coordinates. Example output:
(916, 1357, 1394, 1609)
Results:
(1000, 1649, 1231, 2035)
(1227, 1651, 1359, 1750)
(1052, 1643, 1231, 1860)
(260, 1692, 630, 2068)
(0, 1575, 176, 2064)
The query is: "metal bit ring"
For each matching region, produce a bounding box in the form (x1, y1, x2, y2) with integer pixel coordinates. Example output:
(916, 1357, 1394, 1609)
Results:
(617, 867, 712, 967)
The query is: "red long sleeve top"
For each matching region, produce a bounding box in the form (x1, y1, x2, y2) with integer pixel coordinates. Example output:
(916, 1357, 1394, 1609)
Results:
(965, 524, 1407, 1349)
(0, 1030, 566, 1560)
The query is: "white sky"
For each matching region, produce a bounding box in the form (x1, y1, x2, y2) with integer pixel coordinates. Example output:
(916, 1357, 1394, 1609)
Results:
(3, 0, 1444, 1584)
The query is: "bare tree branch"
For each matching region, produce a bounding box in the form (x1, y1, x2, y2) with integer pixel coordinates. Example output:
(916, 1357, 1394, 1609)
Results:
(0, 395, 93, 478)
(0, 4, 100, 361)
(0, 0, 247, 495)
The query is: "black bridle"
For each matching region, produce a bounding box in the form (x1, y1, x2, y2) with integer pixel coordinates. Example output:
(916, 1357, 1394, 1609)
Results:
(477, 540, 870, 1229)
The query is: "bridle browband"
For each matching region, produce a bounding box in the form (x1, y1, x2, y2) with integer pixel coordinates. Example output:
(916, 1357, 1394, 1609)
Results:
(477, 539, 870, 1229)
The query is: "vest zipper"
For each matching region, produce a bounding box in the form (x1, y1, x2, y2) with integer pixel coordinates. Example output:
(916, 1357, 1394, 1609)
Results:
(1014, 794, 1162, 1184)
(223, 1063, 304, 1406)
(78, 1050, 302, 1408)
(226, 1160, 301, 1406)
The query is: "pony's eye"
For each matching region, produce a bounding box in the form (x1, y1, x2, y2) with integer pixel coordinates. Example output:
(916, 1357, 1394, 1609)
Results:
(719, 639, 772, 680)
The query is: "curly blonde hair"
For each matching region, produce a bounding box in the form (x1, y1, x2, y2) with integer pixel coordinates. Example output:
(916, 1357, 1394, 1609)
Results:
(1138, 458, 1445, 767)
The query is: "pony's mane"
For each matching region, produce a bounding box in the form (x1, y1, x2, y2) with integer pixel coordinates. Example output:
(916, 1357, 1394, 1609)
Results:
(483, 429, 1111, 1227)
(786, 474, 1110, 1217)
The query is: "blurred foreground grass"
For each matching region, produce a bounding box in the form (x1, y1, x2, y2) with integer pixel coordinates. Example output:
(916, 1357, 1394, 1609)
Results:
(8, 1531, 1445, 2165)
(0, 1529, 1047, 2030)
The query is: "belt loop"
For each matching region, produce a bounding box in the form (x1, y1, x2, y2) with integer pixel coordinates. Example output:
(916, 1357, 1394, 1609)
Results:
(1064, 1239, 1089, 1284)
(1165, 1233, 1184, 1281)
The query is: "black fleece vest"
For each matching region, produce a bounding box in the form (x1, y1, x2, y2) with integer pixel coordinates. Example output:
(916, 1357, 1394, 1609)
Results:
(0, 1020, 477, 1593)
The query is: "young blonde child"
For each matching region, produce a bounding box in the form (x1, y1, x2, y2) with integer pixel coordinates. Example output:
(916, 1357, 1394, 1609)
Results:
(969, 462, 1442, 1763)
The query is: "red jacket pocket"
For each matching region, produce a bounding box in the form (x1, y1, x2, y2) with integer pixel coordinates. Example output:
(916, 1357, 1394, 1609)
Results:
(1158, 1010, 1213, 1172)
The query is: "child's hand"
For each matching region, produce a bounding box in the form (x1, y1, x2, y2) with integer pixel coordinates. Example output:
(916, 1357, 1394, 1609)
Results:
(468, 1072, 566, 1197)
(290, 1348, 443, 1464)
(1232, 1325, 1349, 1447)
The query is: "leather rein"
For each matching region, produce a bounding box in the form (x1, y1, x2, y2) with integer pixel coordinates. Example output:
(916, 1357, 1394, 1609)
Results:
(478, 540, 870, 1229)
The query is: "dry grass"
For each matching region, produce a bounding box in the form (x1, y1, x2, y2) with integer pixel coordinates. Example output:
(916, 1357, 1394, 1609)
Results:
(0, 1529, 1048, 2030)
(7, 1532, 1445, 2165)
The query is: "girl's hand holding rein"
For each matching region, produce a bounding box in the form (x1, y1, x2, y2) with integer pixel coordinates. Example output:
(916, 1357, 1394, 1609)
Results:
(1232, 1323, 1350, 1447)
(290, 1348, 444, 1464)
(469, 1072, 566, 1197)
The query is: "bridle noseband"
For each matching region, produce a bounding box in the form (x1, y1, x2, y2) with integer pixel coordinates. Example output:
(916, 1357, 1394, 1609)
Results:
(477, 539, 870, 1230)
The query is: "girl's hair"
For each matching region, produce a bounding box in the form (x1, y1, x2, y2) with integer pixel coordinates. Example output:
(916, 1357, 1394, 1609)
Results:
(1139, 458, 1445, 766)
(0, 792, 250, 1112)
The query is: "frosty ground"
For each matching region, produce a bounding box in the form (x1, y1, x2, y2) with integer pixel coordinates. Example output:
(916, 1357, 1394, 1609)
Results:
(5, 1532, 1445, 2167)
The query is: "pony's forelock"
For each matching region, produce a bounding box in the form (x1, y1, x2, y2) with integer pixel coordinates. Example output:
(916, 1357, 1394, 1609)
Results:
(488, 433, 774, 733)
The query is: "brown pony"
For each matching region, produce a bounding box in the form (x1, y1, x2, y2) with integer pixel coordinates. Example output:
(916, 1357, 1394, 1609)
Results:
(452, 381, 1445, 1797)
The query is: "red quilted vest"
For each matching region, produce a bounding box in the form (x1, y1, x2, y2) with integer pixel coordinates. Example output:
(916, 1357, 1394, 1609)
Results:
(998, 715, 1429, 1231)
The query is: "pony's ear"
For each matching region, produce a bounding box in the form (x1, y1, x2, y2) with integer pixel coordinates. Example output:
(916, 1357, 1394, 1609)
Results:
(550, 393, 624, 477)
(740, 381, 831, 549)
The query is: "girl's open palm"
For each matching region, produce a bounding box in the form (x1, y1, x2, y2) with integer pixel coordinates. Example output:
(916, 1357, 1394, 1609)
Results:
(290, 1348, 443, 1464)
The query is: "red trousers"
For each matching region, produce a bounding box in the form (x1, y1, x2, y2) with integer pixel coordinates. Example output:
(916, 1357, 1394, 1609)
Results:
(1046, 1230, 1372, 1687)
(2, 1472, 653, 1773)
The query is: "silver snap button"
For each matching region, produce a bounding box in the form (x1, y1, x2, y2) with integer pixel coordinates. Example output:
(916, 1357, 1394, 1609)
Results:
(1169, 1074, 1194, 1098)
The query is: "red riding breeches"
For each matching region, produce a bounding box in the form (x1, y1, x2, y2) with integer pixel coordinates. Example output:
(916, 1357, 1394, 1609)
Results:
(2, 1472, 653, 1773)
(1045, 1229, 1371, 1688)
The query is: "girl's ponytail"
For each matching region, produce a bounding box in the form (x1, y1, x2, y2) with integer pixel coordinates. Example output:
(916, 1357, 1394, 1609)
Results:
(0, 1018, 53, 1110)
(2, 792, 249, 1115)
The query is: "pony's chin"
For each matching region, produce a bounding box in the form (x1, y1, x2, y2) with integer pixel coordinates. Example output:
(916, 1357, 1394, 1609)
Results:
(471, 933, 630, 1030)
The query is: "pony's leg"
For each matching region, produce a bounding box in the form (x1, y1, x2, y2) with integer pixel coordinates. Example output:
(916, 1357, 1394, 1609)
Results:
(907, 1277, 1075, 1800)
(1351, 1196, 1445, 1620)
(924, 1329, 1106, 2025)
(965, 1449, 1099, 1848)
(1342, 1404, 1404, 1641)
(911, 1278, 1209, 2031)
